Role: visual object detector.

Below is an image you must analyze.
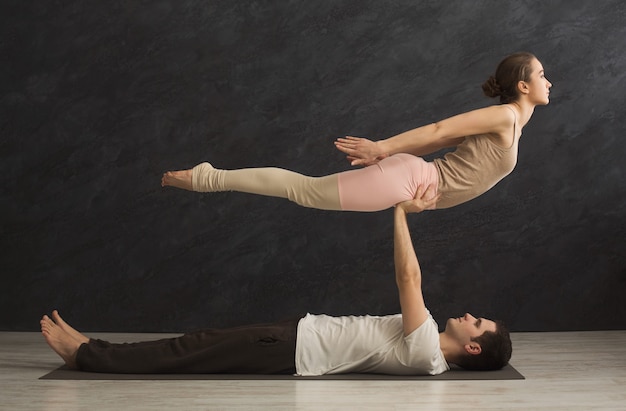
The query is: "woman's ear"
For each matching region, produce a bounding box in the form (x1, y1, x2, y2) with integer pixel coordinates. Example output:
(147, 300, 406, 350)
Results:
(517, 80, 530, 95)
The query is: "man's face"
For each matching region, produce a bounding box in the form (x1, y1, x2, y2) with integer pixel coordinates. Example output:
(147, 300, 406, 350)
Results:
(445, 313, 497, 343)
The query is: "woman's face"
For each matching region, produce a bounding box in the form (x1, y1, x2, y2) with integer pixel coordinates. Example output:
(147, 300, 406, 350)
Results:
(525, 58, 553, 105)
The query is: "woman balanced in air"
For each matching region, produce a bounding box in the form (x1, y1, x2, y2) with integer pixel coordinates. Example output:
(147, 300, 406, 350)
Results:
(162, 52, 552, 211)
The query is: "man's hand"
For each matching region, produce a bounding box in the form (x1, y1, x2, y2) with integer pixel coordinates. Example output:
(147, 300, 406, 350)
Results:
(397, 184, 440, 214)
(334, 136, 389, 166)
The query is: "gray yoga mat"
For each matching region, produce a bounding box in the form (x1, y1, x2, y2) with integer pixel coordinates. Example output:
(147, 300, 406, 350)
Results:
(40, 364, 524, 380)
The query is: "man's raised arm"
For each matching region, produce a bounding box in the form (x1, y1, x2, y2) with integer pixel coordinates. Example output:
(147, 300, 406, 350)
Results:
(394, 185, 440, 336)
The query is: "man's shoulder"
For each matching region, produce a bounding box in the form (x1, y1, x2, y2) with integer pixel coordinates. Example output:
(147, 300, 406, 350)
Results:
(404, 312, 440, 343)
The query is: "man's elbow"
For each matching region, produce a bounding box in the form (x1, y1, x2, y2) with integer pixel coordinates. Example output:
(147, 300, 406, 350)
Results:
(396, 269, 422, 287)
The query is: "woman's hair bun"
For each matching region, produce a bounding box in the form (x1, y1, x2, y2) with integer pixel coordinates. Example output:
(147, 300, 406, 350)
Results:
(482, 75, 502, 98)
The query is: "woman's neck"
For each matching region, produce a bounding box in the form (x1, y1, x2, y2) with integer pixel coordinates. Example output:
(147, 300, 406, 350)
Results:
(509, 101, 535, 128)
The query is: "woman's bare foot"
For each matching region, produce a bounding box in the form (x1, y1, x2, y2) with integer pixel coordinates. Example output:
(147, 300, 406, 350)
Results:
(40, 315, 81, 369)
(51, 310, 89, 345)
(161, 169, 193, 190)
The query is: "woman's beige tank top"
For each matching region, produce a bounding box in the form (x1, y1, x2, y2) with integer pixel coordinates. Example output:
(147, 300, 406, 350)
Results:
(433, 115, 520, 209)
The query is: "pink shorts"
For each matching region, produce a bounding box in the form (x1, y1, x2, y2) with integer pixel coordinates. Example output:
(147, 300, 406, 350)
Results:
(337, 153, 439, 211)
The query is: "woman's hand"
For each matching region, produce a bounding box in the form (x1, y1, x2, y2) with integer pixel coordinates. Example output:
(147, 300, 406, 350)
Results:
(334, 136, 389, 166)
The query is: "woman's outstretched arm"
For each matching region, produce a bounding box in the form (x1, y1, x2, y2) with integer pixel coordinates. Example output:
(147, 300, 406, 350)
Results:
(335, 104, 516, 166)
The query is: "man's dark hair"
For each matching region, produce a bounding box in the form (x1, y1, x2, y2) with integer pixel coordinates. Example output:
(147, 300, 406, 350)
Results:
(455, 320, 512, 371)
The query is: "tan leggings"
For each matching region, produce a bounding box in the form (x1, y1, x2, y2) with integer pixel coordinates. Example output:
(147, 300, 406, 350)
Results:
(191, 154, 439, 212)
(192, 162, 342, 210)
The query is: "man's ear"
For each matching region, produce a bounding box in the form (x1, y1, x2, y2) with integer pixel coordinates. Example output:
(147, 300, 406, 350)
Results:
(517, 80, 529, 95)
(464, 343, 482, 356)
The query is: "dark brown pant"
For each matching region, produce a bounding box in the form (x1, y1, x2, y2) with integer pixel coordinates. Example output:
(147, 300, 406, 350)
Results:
(76, 317, 300, 374)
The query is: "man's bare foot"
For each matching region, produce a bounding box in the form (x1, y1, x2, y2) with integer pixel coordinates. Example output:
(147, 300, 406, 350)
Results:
(40, 315, 81, 369)
(51, 310, 89, 345)
(161, 169, 193, 190)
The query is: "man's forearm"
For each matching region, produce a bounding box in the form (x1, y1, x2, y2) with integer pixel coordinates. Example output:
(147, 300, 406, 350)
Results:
(394, 206, 421, 284)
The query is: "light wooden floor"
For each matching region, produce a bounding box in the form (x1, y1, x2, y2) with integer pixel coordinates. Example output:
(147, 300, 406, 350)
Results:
(1, 330, 625, 411)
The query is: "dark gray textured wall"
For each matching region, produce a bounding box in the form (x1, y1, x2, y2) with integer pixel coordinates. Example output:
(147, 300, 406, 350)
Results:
(1, 1, 625, 332)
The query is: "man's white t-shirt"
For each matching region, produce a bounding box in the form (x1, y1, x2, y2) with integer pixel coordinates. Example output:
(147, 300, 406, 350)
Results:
(295, 311, 449, 376)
